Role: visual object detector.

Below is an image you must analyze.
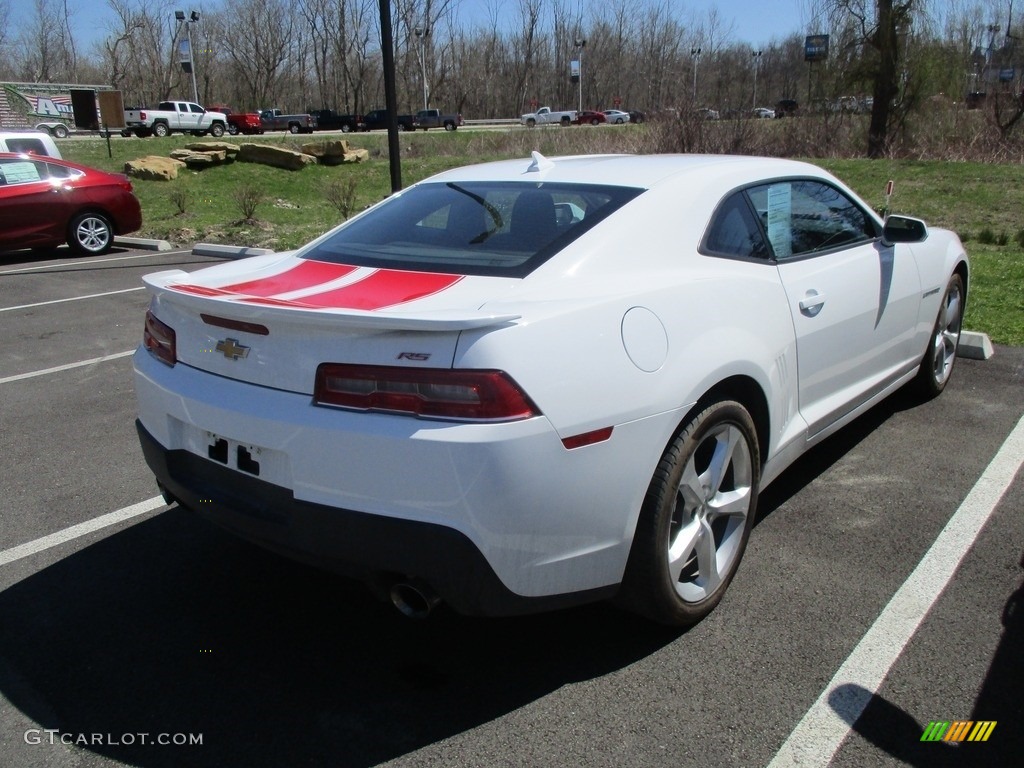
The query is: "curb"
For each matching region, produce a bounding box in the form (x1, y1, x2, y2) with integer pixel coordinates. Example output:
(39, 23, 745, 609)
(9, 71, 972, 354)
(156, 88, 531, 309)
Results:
(114, 236, 174, 251)
(958, 330, 994, 360)
(191, 243, 277, 260)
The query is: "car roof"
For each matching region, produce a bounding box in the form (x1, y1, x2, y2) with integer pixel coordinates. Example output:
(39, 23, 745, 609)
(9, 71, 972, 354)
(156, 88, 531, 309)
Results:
(422, 153, 828, 191)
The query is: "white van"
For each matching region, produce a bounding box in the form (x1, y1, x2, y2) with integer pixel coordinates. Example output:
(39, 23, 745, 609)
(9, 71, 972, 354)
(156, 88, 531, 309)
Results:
(0, 131, 62, 159)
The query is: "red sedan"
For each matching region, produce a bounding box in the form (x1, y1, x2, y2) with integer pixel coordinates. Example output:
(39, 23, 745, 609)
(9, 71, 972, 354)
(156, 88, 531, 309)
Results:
(574, 110, 607, 126)
(0, 153, 142, 255)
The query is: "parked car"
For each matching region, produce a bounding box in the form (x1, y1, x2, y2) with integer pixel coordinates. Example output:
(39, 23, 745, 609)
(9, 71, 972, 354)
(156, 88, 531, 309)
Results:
(360, 109, 416, 131)
(752, 106, 776, 119)
(413, 108, 464, 131)
(134, 153, 968, 626)
(575, 110, 607, 125)
(520, 106, 577, 126)
(0, 152, 142, 255)
(122, 101, 228, 138)
(309, 109, 366, 133)
(695, 107, 720, 120)
(601, 109, 631, 124)
(310, 109, 364, 133)
(259, 109, 317, 134)
(0, 130, 62, 159)
(628, 109, 646, 123)
(775, 98, 799, 117)
(206, 104, 264, 135)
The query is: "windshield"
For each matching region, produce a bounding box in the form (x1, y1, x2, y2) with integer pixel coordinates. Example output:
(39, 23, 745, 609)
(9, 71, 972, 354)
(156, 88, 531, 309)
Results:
(301, 181, 644, 277)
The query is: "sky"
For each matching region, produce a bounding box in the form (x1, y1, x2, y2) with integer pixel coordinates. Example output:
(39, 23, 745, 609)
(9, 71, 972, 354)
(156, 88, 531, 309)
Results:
(12, 0, 819, 57)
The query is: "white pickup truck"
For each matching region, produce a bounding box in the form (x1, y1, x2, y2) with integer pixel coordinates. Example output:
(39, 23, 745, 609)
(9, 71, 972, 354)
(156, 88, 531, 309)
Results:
(122, 101, 229, 138)
(520, 106, 577, 127)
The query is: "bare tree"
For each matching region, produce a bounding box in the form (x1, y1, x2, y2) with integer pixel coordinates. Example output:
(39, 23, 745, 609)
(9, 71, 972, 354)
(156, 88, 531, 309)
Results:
(15, 0, 79, 81)
(219, 0, 297, 109)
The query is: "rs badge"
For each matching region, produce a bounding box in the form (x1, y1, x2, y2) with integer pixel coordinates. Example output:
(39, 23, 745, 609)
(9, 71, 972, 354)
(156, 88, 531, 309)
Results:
(216, 338, 250, 360)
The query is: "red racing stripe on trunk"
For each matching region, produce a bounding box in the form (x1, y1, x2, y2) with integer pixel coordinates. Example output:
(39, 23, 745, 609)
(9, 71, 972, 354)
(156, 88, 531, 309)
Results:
(219, 260, 358, 297)
(240, 270, 463, 310)
(293, 270, 463, 310)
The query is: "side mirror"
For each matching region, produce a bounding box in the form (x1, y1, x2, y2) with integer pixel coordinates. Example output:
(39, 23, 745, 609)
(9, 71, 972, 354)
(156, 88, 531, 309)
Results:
(882, 215, 928, 246)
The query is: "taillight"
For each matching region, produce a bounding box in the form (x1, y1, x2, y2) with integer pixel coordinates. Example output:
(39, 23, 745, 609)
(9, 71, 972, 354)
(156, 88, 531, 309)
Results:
(314, 364, 539, 422)
(144, 310, 176, 366)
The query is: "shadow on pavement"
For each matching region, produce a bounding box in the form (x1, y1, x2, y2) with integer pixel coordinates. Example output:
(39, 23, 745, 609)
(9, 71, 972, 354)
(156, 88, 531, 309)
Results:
(0, 509, 679, 767)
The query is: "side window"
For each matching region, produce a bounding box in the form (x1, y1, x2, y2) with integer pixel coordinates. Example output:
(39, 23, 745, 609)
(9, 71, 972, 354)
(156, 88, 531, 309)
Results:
(4, 138, 47, 155)
(748, 180, 876, 259)
(190, 104, 204, 114)
(0, 159, 44, 184)
(703, 192, 770, 259)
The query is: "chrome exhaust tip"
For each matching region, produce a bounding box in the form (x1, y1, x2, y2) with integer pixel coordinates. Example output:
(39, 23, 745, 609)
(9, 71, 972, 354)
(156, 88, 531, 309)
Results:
(389, 581, 441, 619)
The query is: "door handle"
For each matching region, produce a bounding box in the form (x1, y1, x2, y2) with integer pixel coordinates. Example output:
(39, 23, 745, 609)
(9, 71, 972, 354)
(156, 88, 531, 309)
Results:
(799, 291, 826, 317)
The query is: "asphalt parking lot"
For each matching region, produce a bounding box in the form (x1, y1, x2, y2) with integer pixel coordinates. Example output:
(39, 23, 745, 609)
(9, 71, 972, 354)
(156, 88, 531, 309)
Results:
(1, 244, 1022, 768)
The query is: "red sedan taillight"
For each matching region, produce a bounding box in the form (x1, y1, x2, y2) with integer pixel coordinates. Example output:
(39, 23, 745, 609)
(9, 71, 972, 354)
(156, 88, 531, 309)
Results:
(314, 364, 539, 422)
(144, 310, 176, 366)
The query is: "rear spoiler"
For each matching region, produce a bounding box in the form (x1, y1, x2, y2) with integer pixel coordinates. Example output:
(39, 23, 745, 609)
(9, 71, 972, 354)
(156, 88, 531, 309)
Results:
(143, 269, 520, 332)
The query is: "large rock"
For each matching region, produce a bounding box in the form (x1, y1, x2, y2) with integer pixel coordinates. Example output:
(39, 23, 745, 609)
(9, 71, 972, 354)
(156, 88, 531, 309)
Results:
(124, 155, 186, 181)
(170, 148, 229, 168)
(184, 141, 240, 159)
(299, 139, 369, 165)
(237, 143, 317, 170)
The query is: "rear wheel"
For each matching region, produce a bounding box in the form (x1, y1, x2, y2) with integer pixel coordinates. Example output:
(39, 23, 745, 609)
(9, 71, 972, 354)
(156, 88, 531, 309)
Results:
(618, 400, 760, 626)
(444, 121, 457, 131)
(67, 212, 114, 255)
(913, 273, 965, 398)
(289, 124, 300, 134)
(152, 122, 169, 138)
(52, 124, 69, 138)
(341, 124, 352, 133)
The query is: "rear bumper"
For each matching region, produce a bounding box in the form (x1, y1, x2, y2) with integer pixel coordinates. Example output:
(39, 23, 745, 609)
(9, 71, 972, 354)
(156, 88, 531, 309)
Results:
(136, 419, 615, 616)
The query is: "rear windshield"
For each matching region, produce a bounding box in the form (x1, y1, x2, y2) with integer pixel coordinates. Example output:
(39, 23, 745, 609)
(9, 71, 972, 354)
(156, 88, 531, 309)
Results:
(301, 181, 644, 277)
(3, 138, 50, 155)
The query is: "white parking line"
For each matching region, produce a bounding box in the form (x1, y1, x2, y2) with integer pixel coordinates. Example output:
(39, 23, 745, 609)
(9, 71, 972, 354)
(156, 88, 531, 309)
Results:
(0, 496, 167, 568)
(0, 251, 189, 275)
(0, 350, 135, 385)
(0, 286, 144, 312)
(768, 412, 1024, 767)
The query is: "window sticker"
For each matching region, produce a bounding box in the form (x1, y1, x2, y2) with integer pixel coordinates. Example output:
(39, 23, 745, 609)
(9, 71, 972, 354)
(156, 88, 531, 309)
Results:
(0, 161, 42, 184)
(766, 183, 792, 259)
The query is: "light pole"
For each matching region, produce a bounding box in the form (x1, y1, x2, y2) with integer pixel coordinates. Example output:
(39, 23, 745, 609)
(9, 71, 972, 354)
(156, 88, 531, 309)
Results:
(175, 10, 201, 104)
(573, 38, 586, 112)
(690, 47, 702, 102)
(414, 25, 429, 110)
(751, 50, 763, 108)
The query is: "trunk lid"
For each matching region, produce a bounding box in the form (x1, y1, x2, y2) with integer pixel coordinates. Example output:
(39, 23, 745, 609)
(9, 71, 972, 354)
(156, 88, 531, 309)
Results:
(145, 255, 521, 395)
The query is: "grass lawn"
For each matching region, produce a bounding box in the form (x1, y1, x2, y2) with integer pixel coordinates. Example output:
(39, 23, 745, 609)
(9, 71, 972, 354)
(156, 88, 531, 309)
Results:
(59, 130, 1024, 345)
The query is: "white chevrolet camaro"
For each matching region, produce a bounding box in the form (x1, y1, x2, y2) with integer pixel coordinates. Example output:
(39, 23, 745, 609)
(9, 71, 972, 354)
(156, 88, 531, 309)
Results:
(134, 153, 968, 625)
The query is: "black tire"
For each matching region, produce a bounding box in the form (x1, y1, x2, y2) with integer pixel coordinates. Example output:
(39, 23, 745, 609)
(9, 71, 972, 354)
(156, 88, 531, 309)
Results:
(444, 121, 456, 131)
(289, 124, 300, 134)
(152, 122, 169, 138)
(560, 116, 571, 126)
(67, 212, 114, 255)
(590, 118, 600, 126)
(913, 272, 965, 399)
(618, 400, 760, 626)
(53, 124, 69, 138)
(228, 124, 239, 135)
(341, 124, 352, 133)
(526, 118, 537, 127)
(209, 122, 225, 137)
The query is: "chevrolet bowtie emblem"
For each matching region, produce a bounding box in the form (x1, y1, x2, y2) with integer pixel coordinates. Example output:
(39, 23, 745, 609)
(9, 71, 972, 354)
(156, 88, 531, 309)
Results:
(216, 338, 250, 360)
